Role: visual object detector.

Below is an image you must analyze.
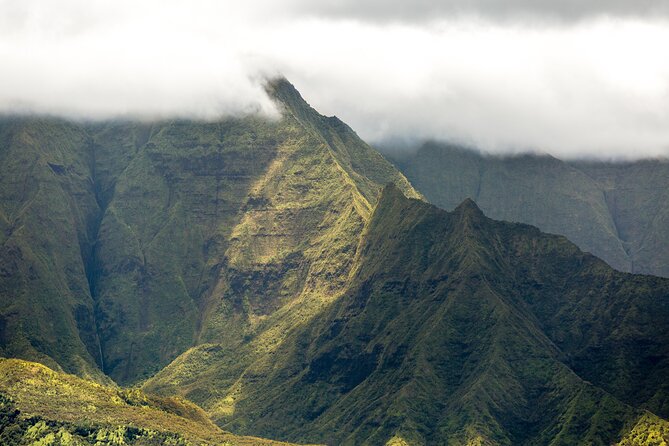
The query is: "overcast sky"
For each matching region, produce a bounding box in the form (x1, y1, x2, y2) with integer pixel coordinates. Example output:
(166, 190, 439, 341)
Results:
(1, 0, 668, 158)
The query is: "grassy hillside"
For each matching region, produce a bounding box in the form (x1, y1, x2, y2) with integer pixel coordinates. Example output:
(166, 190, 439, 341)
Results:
(152, 185, 669, 445)
(0, 358, 310, 445)
(389, 142, 669, 277)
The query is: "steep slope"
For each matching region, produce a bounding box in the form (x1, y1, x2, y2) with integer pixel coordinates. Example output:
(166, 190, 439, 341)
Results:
(90, 79, 419, 384)
(0, 358, 308, 445)
(0, 79, 419, 384)
(574, 160, 669, 277)
(164, 185, 669, 445)
(0, 118, 106, 382)
(389, 142, 669, 277)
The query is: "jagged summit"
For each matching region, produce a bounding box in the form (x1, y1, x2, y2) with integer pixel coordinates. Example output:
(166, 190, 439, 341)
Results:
(264, 77, 312, 116)
(452, 197, 486, 230)
(391, 140, 669, 277)
(377, 181, 409, 203)
(453, 196, 482, 215)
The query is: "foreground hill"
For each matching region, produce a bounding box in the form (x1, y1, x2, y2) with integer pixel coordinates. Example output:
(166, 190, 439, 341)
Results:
(0, 358, 309, 445)
(0, 79, 419, 384)
(389, 142, 669, 277)
(148, 185, 669, 445)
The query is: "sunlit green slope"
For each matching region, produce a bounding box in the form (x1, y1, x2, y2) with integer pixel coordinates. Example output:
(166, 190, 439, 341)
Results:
(0, 358, 311, 445)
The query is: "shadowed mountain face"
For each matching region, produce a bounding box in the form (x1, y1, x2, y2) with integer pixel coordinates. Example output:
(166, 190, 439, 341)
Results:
(0, 79, 419, 384)
(146, 185, 669, 445)
(388, 142, 669, 277)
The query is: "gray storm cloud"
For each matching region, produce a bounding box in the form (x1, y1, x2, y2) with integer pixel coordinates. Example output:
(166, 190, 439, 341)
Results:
(0, 0, 668, 158)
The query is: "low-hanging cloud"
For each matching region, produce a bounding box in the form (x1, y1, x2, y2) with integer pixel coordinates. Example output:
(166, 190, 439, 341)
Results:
(0, 0, 280, 119)
(1, 0, 668, 159)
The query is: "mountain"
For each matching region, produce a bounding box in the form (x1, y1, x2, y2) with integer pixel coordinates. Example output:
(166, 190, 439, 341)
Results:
(388, 142, 669, 277)
(0, 119, 106, 383)
(0, 358, 308, 445)
(146, 184, 669, 445)
(0, 78, 419, 385)
(3, 81, 669, 446)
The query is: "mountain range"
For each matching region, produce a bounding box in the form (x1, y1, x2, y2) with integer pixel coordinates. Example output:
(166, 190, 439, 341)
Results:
(1, 80, 668, 445)
(388, 142, 669, 278)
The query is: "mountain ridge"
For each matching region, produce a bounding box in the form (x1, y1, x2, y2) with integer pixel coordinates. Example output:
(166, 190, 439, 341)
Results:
(146, 184, 669, 445)
(388, 141, 669, 278)
(0, 78, 420, 385)
(2, 82, 669, 445)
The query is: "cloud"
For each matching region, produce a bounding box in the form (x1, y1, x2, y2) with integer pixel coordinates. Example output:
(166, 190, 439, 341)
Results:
(0, 0, 668, 158)
(0, 0, 280, 119)
(291, 0, 669, 23)
(278, 18, 669, 159)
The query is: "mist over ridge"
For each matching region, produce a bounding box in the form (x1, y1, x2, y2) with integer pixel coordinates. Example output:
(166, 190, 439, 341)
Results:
(1, 0, 668, 159)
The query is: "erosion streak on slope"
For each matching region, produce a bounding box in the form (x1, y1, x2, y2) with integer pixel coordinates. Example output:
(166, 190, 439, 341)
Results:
(0, 118, 108, 383)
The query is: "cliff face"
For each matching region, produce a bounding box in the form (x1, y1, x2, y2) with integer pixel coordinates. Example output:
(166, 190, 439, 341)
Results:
(0, 79, 419, 384)
(0, 118, 105, 382)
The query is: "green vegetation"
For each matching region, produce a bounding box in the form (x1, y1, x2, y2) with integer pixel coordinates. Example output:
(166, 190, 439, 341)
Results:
(617, 414, 669, 445)
(0, 358, 309, 445)
(0, 78, 418, 385)
(388, 142, 669, 277)
(0, 118, 107, 382)
(2, 81, 669, 445)
(150, 185, 669, 445)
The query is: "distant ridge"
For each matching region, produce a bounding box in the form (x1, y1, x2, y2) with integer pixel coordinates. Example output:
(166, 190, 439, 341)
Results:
(389, 141, 669, 277)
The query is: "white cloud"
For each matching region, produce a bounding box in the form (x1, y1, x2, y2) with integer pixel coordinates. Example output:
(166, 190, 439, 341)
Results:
(0, 0, 280, 119)
(0, 0, 668, 158)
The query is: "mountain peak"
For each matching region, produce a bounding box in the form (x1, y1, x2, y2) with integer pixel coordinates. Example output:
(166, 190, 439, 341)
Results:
(264, 76, 310, 113)
(378, 182, 406, 202)
(453, 197, 484, 220)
